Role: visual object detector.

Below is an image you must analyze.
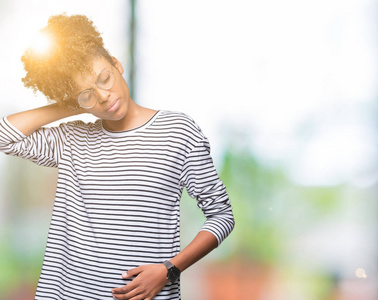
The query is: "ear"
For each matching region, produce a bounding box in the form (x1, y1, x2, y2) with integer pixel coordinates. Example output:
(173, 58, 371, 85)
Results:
(112, 57, 124, 75)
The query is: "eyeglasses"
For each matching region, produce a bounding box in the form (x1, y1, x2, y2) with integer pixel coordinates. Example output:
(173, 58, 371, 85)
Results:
(77, 69, 116, 109)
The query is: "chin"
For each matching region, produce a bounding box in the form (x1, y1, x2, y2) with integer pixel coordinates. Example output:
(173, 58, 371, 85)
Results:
(108, 109, 128, 121)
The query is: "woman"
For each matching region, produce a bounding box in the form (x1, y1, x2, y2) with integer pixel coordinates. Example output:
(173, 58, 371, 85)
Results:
(0, 14, 234, 299)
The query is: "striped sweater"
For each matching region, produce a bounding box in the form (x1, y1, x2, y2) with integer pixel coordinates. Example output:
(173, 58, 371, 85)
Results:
(0, 110, 234, 299)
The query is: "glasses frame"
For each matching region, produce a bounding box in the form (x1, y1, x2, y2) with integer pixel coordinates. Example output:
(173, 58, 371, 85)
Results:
(77, 69, 116, 109)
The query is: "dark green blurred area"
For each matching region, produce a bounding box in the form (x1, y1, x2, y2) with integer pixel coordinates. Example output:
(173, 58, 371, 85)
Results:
(0, 157, 55, 298)
(181, 143, 376, 299)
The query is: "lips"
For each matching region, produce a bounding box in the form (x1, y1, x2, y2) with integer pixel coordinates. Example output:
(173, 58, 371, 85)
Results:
(107, 99, 120, 112)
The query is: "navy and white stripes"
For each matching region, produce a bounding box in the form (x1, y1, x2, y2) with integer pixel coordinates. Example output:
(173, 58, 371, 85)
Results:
(0, 110, 234, 299)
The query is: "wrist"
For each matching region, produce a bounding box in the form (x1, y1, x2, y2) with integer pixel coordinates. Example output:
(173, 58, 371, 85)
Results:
(64, 103, 83, 116)
(162, 260, 181, 283)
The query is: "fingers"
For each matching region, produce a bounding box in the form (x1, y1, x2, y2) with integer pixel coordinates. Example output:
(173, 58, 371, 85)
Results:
(121, 266, 142, 279)
(112, 264, 166, 299)
(112, 267, 142, 298)
(111, 280, 136, 295)
(111, 288, 137, 299)
(111, 285, 147, 300)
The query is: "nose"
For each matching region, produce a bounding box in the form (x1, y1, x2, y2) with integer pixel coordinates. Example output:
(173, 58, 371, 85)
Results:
(95, 87, 110, 103)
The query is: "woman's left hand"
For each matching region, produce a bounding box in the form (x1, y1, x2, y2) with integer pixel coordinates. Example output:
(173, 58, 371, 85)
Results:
(111, 264, 169, 300)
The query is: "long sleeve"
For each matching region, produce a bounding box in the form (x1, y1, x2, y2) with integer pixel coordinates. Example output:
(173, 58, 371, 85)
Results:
(180, 136, 235, 245)
(0, 117, 69, 168)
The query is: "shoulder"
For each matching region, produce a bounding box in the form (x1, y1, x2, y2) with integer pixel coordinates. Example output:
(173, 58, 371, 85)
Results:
(157, 110, 205, 139)
(56, 119, 102, 135)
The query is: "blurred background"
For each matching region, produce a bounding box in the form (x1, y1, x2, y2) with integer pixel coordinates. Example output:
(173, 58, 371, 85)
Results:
(0, 0, 377, 299)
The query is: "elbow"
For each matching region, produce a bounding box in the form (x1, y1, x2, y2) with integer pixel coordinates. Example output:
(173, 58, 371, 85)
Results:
(203, 212, 235, 246)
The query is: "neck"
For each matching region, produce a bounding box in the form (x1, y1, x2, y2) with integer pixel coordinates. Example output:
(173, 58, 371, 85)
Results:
(102, 100, 157, 132)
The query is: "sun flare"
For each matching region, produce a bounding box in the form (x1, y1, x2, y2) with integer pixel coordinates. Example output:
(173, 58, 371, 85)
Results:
(31, 31, 54, 56)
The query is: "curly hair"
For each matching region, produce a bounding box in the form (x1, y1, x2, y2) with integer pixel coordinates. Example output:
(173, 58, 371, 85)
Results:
(21, 14, 114, 107)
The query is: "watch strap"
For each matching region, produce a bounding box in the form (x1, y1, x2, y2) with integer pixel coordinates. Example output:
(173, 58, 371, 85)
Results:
(163, 260, 174, 270)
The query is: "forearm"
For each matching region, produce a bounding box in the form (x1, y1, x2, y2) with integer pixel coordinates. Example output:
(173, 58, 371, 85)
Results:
(112, 231, 219, 299)
(170, 230, 218, 272)
(6, 103, 76, 136)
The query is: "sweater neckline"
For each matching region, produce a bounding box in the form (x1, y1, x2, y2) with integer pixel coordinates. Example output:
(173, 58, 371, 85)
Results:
(101, 110, 161, 137)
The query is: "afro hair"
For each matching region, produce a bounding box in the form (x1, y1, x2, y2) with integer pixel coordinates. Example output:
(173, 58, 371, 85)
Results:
(21, 14, 114, 107)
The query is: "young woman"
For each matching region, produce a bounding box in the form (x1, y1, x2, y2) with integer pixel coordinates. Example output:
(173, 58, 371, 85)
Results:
(0, 14, 234, 300)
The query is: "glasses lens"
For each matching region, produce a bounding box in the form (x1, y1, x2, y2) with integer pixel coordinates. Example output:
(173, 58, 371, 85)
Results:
(78, 91, 97, 108)
(97, 71, 115, 90)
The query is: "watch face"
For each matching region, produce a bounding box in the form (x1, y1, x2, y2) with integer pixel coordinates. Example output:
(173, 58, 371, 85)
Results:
(168, 266, 181, 282)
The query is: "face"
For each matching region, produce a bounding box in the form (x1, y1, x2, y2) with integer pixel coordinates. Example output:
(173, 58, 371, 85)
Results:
(72, 56, 131, 121)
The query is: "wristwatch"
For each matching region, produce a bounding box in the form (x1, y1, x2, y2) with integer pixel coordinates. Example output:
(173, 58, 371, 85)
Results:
(162, 260, 181, 283)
